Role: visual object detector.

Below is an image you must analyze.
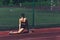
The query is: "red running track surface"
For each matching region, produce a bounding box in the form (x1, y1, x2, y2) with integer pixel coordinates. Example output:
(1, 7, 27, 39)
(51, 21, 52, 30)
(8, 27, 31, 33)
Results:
(0, 27, 60, 40)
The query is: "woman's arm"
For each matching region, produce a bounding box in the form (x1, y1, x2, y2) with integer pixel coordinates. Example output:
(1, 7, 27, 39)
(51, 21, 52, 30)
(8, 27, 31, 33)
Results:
(19, 19, 21, 30)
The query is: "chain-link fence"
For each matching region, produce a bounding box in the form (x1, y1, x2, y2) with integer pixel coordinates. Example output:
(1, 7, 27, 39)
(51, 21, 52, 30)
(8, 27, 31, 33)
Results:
(0, 0, 60, 30)
(34, 0, 60, 28)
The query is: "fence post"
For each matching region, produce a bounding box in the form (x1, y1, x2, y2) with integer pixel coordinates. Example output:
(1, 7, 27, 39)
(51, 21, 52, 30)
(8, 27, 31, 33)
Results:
(32, 0, 35, 28)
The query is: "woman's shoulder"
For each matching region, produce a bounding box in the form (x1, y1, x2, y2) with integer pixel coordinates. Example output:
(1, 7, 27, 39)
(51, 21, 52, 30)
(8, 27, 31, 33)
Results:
(19, 17, 27, 20)
(24, 18, 27, 19)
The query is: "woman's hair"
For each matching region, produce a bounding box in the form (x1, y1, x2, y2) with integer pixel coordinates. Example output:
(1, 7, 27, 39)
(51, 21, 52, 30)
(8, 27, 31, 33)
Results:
(21, 13, 25, 18)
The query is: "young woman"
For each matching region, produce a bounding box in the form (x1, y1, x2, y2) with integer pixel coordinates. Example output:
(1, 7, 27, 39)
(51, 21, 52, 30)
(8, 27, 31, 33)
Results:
(9, 13, 32, 34)
(19, 13, 29, 33)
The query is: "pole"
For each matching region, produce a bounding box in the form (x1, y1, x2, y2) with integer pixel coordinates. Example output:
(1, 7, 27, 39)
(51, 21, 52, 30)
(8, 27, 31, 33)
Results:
(32, 0, 35, 27)
(51, 0, 53, 11)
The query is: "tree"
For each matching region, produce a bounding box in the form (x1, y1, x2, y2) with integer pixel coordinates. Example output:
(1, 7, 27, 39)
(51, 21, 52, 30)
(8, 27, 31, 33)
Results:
(3, 0, 10, 6)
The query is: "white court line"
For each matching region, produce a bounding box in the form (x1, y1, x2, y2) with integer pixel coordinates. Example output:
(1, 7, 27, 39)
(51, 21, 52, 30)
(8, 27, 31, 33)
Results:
(40, 37, 52, 38)
(56, 36, 60, 37)
(19, 37, 52, 40)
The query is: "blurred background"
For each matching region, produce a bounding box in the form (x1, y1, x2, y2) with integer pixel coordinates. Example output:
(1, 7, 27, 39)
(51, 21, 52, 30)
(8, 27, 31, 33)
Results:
(0, 0, 60, 30)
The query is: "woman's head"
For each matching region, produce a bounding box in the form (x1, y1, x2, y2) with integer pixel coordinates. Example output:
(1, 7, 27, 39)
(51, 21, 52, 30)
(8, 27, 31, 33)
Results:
(21, 13, 25, 18)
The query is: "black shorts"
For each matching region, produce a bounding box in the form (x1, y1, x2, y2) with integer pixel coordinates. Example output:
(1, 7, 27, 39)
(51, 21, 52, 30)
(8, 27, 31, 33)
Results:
(21, 22, 27, 29)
